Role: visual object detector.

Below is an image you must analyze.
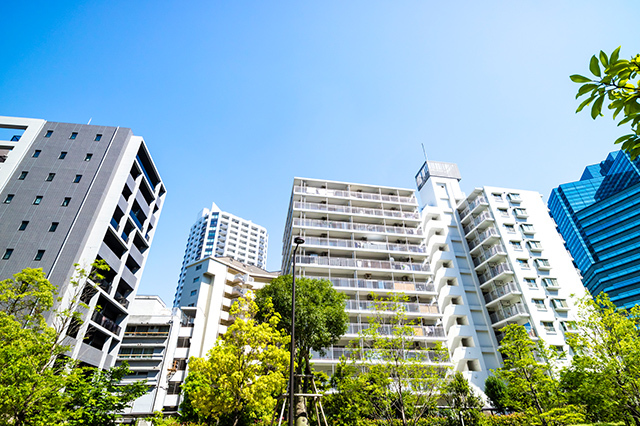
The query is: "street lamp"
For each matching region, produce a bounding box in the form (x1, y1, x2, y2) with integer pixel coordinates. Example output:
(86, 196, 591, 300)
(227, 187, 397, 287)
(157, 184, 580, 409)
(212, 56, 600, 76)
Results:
(288, 236, 305, 426)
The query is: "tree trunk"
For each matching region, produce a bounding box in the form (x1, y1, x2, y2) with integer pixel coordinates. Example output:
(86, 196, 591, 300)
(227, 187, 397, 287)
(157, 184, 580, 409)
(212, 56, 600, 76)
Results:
(295, 351, 308, 426)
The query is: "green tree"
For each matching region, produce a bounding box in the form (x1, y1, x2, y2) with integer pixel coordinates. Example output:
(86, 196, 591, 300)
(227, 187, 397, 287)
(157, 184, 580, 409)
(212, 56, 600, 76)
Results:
(495, 324, 584, 426)
(334, 293, 449, 426)
(255, 275, 348, 425)
(185, 296, 289, 426)
(441, 371, 483, 426)
(562, 293, 640, 425)
(484, 375, 509, 415)
(571, 47, 640, 157)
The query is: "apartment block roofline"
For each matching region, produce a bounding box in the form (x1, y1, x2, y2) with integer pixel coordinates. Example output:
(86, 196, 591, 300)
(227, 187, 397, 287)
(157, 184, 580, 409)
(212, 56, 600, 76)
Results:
(187, 256, 279, 280)
(292, 176, 416, 193)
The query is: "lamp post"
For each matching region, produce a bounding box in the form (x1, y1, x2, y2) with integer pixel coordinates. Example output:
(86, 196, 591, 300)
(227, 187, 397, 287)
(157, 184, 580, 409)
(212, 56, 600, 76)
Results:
(288, 236, 305, 426)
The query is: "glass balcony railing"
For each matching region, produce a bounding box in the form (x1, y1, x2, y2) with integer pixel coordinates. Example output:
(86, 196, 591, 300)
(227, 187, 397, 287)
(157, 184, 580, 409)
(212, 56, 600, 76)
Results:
(477, 262, 513, 285)
(489, 303, 528, 324)
(294, 201, 420, 220)
(293, 218, 423, 236)
(483, 281, 520, 304)
(345, 299, 439, 314)
(308, 276, 435, 293)
(293, 186, 416, 204)
(296, 255, 431, 272)
(303, 236, 425, 254)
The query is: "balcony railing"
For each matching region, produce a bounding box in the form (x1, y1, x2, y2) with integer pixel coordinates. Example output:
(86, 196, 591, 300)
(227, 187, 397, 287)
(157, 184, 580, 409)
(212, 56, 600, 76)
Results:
(489, 303, 528, 324)
(294, 201, 420, 220)
(303, 236, 425, 254)
(310, 276, 435, 293)
(495, 327, 536, 343)
(293, 218, 423, 236)
(478, 262, 513, 285)
(472, 244, 507, 267)
(484, 281, 521, 304)
(91, 310, 121, 335)
(459, 195, 488, 218)
(293, 186, 416, 204)
(124, 331, 169, 337)
(467, 227, 499, 250)
(117, 353, 158, 360)
(346, 323, 445, 338)
(310, 346, 449, 363)
(345, 300, 439, 314)
(114, 293, 130, 309)
(296, 255, 430, 272)
(462, 211, 494, 235)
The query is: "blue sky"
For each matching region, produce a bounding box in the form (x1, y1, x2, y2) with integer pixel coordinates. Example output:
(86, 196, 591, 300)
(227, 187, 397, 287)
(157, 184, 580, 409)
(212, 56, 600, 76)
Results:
(1, 1, 638, 304)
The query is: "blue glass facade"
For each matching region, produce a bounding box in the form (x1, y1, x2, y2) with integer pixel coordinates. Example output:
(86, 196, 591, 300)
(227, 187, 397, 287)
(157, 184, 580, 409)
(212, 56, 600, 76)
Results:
(548, 151, 640, 308)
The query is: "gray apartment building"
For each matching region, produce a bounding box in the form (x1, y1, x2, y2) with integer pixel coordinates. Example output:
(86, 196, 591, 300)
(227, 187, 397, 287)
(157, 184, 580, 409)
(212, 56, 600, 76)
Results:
(0, 116, 166, 368)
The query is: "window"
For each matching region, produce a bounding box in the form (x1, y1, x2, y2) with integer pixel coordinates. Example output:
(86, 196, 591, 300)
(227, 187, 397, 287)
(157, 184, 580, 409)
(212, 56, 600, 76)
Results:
(45, 130, 53, 138)
(61, 197, 71, 207)
(85, 153, 93, 161)
(34, 250, 45, 261)
(504, 224, 515, 233)
(521, 224, 535, 234)
(94, 134, 102, 141)
(541, 321, 555, 333)
(4, 194, 14, 204)
(524, 278, 537, 288)
(32, 150, 41, 158)
(508, 193, 522, 202)
(18, 221, 29, 231)
(552, 345, 566, 359)
(167, 382, 181, 395)
(497, 208, 509, 217)
(33, 196, 43, 205)
(49, 222, 59, 232)
(561, 321, 578, 332)
(69, 132, 78, 140)
(532, 298, 546, 310)
(2, 249, 13, 260)
(192, 277, 199, 283)
(73, 175, 82, 183)
(177, 337, 191, 348)
(46, 173, 55, 182)
(535, 258, 551, 269)
(551, 299, 569, 310)
(542, 278, 559, 289)
(18, 171, 28, 180)
(513, 208, 528, 217)
(195, 264, 202, 271)
(516, 258, 529, 268)
(509, 241, 522, 249)
(59, 152, 67, 159)
(190, 290, 197, 296)
(527, 240, 543, 251)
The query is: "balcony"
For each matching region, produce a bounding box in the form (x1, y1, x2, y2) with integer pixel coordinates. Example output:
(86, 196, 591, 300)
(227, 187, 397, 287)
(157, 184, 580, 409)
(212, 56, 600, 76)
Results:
(472, 244, 507, 269)
(294, 201, 420, 220)
(345, 300, 439, 315)
(477, 262, 513, 286)
(459, 195, 489, 220)
(124, 331, 169, 337)
(495, 327, 537, 344)
(296, 255, 430, 273)
(462, 211, 494, 236)
(293, 218, 423, 236)
(303, 236, 425, 254)
(293, 186, 416, 204)
(483, 281, 521, 306)
(489, 303, 528, 327)
(310, 346, 449, 364)
(345, 323, 445, 338)
(312, 277, 435, 293)
(114, 293, 130, 309)
(91, 310, 121, 335)
(467, 227, 500, 251)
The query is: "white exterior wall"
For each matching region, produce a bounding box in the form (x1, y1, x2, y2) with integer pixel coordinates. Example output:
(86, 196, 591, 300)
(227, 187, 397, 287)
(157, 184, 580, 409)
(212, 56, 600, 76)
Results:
(0, 116, 46, 189)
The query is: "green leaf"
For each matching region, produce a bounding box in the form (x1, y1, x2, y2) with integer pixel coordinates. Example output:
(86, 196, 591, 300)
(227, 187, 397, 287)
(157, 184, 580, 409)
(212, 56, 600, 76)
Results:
(575, 84, 598, 98)
(576, 95, 595, 113)
(599, 50, 609, 67)
(611, 46, 621, 64)
(590, 55, 602, 77)
(614, 134, 634, 145)
(570, 74, 592, 83)
(591, 95, 604, 119)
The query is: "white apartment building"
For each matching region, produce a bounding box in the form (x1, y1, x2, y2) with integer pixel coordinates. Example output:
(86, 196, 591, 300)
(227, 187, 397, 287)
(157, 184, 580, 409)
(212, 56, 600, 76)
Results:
(173, 202, 268, 306)
(282, 178, 451, 377)
(416, 161, 586, 367)
(122, 256, 278, 420)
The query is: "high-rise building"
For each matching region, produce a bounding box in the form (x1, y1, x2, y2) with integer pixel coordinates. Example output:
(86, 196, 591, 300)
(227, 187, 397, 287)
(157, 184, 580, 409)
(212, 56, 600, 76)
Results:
(549, 150, 640, 308)
(0, 116, 166, 368)
(173, 203, 268, 306)
(416, 161, 586, 367)
(281, 178, 452, 379)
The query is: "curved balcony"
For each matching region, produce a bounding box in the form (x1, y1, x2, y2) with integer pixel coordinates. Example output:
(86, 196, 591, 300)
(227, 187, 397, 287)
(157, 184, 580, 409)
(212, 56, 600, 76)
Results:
(303, 236, 425, 254)
(345, 300, 439, 315)
(477, 262, 513, 287)
(489, 303, 529, 328)
(483, 281, 521, 307)
(293, 218, 423, 236)
(311, 277, 435, 293)
(293, 186, 416, 204)
(296, 255, 431, 273)
(294, 201, 420, 220)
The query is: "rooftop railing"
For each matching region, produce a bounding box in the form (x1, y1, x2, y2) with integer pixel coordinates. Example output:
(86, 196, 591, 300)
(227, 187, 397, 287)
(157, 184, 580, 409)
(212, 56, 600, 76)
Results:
(294, 186, 416, 204)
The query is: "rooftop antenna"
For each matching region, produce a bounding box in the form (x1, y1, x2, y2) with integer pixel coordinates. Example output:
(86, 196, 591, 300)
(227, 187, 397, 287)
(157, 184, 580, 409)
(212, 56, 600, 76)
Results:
(87, 118, 92, 125)
(421, 142, 429, 165)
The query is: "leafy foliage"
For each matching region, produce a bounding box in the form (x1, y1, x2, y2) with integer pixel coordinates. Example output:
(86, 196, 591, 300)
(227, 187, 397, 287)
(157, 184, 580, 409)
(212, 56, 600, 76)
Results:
(484, 375, 509, 415)
(184, 296, 289, 426)
(571, 47, 640, 158)
(441, 371, 483, 426)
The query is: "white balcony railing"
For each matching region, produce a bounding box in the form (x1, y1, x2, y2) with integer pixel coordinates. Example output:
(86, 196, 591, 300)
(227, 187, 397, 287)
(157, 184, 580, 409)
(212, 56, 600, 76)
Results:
(294, 186, 416, 204)
(294, 201, 420, 220)
(308, 276, 435, 293)
(303, 236, 425, 254)
(345, 300, 439, 314)
(296, 255, 431, 273)
(293, 218, 423, 236)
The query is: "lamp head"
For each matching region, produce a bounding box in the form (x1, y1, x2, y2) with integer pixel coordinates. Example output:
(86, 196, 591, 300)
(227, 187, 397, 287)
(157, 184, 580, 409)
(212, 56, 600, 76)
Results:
(294, 236, 305, 245)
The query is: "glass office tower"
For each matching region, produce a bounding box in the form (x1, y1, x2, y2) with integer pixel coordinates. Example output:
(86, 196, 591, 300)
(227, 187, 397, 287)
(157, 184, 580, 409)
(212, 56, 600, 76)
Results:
(548, 151, 640, 308)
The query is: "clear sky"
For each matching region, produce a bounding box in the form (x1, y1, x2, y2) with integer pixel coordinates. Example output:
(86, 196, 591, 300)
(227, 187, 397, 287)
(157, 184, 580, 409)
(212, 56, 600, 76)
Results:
(1, 1, 638, 304)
